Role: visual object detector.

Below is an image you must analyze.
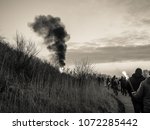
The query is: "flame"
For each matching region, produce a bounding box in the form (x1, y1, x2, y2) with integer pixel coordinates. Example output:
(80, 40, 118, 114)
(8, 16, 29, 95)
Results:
(122, 71, 129, 79)
(59, 67, 64, 73)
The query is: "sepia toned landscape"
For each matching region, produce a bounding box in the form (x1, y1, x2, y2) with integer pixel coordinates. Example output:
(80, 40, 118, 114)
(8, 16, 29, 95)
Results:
(0, 0, 150, 113)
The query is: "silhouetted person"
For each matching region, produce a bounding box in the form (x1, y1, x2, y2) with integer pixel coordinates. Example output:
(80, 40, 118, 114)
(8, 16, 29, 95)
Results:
(127, 68, 145, 113)
(97, 76, 101, 86)
(106, 77, 111, 89)
(132, 70, 150, 113)
(111, 75, 119, 95)
(120, 76, 127, 96)
(111, 75, 116, 88)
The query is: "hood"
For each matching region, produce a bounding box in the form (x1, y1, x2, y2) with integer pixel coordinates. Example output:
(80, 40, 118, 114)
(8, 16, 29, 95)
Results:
(132, 73, 143, 79)
(145, 77, 150, 85)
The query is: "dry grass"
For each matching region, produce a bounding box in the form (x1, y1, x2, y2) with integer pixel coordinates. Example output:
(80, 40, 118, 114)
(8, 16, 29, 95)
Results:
(0, 36, 124, 113)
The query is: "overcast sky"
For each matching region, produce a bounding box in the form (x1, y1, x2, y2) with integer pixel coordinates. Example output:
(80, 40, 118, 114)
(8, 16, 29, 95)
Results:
(0, 0, 150, 75)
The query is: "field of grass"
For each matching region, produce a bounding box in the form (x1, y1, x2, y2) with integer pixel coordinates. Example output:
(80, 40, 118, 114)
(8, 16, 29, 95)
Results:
(0, 36, 125, 113)
(117, 93, 134, 113)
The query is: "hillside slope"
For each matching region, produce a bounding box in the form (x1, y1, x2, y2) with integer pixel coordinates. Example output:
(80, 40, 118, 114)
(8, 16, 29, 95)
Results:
(0, 39, 125, 112)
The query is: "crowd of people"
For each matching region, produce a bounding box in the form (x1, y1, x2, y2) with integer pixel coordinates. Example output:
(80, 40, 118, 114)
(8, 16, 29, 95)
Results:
(103, 75, 127, 96)
(101, 68, 150, 113)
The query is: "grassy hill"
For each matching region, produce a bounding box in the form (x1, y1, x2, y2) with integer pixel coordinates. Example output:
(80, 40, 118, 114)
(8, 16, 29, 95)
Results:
(0, 37, 125, 112)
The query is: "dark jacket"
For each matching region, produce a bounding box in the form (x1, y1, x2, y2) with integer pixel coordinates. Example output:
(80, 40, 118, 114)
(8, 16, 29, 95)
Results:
(127, 73, 145, 97)
(134, 77, 150, 112)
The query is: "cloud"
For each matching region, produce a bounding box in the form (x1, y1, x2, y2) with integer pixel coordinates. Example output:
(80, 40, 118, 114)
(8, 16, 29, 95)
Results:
(65, 0, 150, 65)
(141, 18, 150, 25)
(67, 30, 150, 50)
(124, 0, 150, 27)
(94, 31, 150, 46)
(66, 44, 150, 64)
(127, 0, 150, 15)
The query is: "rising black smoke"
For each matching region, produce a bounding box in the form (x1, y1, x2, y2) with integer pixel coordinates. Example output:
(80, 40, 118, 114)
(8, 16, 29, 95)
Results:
(29, 15, 70, 67)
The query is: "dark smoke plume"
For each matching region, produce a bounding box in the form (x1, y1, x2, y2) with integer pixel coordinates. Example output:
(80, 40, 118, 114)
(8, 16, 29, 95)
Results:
(29, 15, 70, 67)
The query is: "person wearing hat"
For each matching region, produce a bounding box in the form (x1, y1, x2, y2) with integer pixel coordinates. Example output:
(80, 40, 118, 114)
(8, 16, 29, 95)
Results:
(126, 68, 145, 113)
(132, 70, 150, 113)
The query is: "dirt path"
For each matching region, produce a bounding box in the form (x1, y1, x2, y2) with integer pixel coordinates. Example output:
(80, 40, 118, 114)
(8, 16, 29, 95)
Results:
(107, 88, 134, 113)
(116, 93, 134, 113)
